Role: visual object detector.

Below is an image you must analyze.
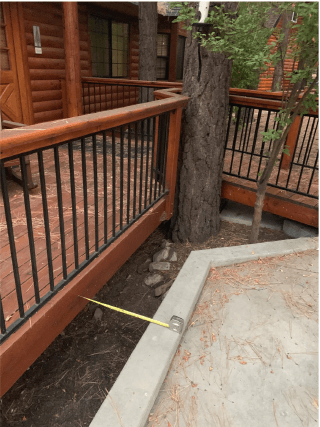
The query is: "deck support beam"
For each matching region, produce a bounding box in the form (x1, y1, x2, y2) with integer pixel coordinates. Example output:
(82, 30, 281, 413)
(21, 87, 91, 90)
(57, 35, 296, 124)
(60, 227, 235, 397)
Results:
(63, 2, 82, 117)
(221, 180, 318, 228)
(168, 23, 178, 82)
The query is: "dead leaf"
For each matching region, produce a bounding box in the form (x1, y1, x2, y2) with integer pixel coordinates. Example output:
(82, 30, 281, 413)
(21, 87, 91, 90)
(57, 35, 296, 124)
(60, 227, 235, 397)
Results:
(212, 333, 217, 342)
(252, 251, 255, 255)
(240, 361, 247, 365)
(5, 314, 13, 322)
(191, 383, 197, 388)
(200, 337, 204, 341)
(168, 422, 172, 427)
(286, 355, 292, 360)
(313, 398, 318, 409)
(209, 367, 213, 371)
(22, 416, 27, 421)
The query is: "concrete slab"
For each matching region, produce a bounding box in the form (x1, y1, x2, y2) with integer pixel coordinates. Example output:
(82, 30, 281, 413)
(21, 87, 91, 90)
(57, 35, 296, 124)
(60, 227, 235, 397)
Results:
(220, 200, 284, 230)
(283, 218, 318, 239)
(89, 237, 318, 427)
(146, 249, 318, 427)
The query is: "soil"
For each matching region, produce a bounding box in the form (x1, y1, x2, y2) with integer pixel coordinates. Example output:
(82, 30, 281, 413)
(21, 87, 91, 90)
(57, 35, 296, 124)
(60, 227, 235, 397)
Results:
(1, 220, 290, 427)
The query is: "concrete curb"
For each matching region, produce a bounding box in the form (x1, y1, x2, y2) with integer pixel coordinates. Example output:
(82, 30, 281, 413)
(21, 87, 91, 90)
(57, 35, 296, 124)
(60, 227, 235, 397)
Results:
(89, 237, 318, 427)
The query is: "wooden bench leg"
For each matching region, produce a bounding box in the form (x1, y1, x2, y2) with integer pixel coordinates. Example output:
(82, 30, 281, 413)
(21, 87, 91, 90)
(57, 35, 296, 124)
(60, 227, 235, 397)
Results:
(6, 156, 37, 190)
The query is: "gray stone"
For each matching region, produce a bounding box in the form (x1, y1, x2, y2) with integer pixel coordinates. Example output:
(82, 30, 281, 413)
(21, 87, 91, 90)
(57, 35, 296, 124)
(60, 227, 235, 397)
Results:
(93, 307, 103, 321)
(137, 258, 152, 274)
(160, 240, 172, 249)
(153, 247, 170, 262)
(167, 248, 177, 262)
(149, 262, 171, 272)
(144, 274, 163, 287)
(154, 280, 174, 297)
(283, 219, 318, 239)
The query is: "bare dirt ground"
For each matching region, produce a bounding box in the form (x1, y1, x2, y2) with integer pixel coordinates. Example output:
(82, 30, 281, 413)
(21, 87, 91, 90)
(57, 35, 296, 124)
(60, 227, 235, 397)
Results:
(1, 220, 290, 427)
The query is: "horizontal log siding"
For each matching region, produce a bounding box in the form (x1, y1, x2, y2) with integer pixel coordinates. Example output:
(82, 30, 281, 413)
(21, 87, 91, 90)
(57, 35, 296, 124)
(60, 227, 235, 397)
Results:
(78, 4, 91, 78)
(23, 2, 65, 123)
(129, 22, 139, 80)
(258, 16, 302, 91)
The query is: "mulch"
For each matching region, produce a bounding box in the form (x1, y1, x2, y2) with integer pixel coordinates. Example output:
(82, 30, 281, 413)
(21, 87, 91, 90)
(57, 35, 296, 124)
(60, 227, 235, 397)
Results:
(0, 220, 290, 427)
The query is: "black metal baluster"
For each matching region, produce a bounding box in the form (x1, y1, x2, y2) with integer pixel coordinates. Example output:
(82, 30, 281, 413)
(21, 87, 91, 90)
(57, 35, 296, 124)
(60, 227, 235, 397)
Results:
(0, 161, 24, 318)
(229, 107, 242, 174)
(149, 116, 156, 204)
(307, 151, 318, 195)
(224, 105, 233, 152)
(144, 118, 150, 209)
(93, 134, 99, 251)
(0, 294, 6, 334)
(306, 118, 317, 165)
(53, 147, 67, 279)
(244, 108, 256, 152)
(139, 119, 145, 213)
(38, 151, 55, 289)
(133, 122, 138, 218)
(112, 129, 116, 236)
(296, 117, 316, 193)
(160, 112, 170, 195)
(127, 124, 131, 224)
(81, 137, 90, 259)
(20, 156, 40, 302)
(256, 111, 271, 180)
(247, 109, 262, 179)
(120, 126, 124, 230)
(88, 84, 91, 114)
(297, 116, 310, 164)
(103, 131, 108, 243)
(238, 107, 251, 176)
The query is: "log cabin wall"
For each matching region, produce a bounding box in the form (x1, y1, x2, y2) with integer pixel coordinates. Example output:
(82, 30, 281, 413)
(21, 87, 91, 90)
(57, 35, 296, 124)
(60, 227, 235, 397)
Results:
(22, 2, 66, 124)
(258, 16, 302, 91)
(19, 2, 181, 124)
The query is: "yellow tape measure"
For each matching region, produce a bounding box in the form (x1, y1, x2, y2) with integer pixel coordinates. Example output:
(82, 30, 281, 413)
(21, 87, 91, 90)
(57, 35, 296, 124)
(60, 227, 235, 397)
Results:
(80, 296, 170, 328)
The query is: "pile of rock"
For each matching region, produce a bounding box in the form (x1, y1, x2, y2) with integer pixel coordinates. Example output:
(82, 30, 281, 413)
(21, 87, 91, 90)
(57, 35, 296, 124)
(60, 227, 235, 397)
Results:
(138, 240, 178, 298)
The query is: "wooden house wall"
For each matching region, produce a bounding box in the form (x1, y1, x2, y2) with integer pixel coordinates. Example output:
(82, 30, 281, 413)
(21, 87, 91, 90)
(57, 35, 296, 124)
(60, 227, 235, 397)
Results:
(258, 16, 302, 91)
(20, 3, 180, 124)
(22, 2, 66, 124)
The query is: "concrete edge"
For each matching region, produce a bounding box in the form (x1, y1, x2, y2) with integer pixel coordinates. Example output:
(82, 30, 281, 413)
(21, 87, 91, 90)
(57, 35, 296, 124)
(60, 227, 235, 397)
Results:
(89, 237, 318, 427)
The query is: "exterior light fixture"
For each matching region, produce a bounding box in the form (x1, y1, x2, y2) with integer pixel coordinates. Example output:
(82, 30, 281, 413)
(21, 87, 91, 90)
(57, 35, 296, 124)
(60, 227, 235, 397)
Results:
(192, 2, 212, 30)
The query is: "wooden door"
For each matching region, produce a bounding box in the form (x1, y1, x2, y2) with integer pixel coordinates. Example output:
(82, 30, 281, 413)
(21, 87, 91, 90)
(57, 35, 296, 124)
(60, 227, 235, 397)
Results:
(0, 3, 23, 123)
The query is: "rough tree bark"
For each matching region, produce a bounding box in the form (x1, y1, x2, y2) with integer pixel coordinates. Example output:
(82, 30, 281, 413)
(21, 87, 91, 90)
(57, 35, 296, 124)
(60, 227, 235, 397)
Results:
(172, 3, 237, 243)
(138, 2, 157, 103)
(271, 11, 291, 92)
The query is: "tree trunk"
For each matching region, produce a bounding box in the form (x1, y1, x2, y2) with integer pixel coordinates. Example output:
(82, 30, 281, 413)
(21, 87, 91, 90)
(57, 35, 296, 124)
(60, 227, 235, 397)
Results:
(271, 11, 291, 92)
(138, 2, 157, 103)
(172, 11, 234, 243)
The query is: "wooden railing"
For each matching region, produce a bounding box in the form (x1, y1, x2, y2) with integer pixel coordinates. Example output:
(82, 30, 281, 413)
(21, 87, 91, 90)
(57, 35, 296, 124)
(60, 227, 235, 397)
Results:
(0, 88, 188, 396)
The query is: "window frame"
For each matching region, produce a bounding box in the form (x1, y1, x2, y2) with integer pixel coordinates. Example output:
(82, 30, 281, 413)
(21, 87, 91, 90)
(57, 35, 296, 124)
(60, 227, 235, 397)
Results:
(88, 13, 130, 79)
(156, 33, 170, 81)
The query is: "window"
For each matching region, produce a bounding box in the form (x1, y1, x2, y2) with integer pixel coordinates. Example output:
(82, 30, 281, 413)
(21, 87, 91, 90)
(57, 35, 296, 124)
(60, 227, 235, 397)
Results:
(0, 5, 10, 71)
(88, 15, 129, 78)
(156, 33, 169, 80)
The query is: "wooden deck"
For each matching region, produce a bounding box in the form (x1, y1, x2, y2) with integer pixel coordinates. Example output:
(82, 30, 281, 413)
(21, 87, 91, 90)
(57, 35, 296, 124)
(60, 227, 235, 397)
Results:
(0, 135, 159, 332)
(222, 109, 318, 226)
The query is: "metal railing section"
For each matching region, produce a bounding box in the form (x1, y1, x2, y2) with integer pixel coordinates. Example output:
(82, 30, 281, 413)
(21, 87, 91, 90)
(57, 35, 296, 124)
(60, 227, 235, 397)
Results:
(81, 78, 183, 115)
(0, 112, 171, 343)
(223, 101, 318, 199)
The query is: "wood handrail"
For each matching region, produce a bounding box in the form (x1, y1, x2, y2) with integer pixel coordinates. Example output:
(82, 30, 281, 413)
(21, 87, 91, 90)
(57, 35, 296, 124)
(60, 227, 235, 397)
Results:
(82, 77, 183, 89)
(229, 94, 318, 116)
(0, 89, 188, 160)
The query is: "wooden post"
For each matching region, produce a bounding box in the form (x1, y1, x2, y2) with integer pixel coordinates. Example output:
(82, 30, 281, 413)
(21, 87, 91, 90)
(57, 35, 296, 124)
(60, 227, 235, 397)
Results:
(165, 107, 183, 218)
(60, 79, 68, 118)
(7, 3, 34, 125)
(168, 23, 178, 82)
(63, 2, 82, 117)
(280, 115, 301, 170)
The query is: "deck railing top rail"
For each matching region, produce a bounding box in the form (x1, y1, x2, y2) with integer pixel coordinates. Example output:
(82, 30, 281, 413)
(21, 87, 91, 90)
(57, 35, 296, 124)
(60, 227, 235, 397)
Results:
(0, 88, 188, 160)
(82, 77, 183, 89)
